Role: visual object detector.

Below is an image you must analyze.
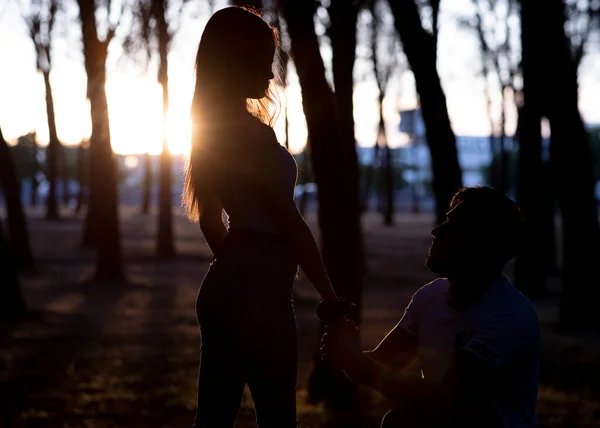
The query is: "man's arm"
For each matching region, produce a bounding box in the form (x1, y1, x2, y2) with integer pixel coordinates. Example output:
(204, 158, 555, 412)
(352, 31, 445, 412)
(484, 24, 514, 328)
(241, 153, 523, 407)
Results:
(336, 349, 449, 407)
(323, 332, 494, 423)
(321, 323, 500, 411)
(367, 323, 418, 369)
(346, 310, 538, 425)
(321, 322, 440, 407)
(367, 284, 425, 368)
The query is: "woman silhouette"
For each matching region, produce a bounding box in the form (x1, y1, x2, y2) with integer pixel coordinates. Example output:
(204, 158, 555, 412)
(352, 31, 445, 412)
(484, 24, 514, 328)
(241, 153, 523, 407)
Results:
(183, 7, 346, 427)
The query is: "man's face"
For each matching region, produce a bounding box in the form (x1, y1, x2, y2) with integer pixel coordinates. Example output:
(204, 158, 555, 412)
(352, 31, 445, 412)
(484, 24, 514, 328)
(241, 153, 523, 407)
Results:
(425, 201, 478, 276)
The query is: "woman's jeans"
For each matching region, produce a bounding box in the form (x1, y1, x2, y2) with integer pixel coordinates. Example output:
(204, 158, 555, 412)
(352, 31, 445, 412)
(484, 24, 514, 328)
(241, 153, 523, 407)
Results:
(193, 231, 298, 428)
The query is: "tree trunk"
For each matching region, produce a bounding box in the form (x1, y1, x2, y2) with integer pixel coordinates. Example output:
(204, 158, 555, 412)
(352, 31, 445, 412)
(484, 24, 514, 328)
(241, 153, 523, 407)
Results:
(387, 0, 462, 225)
(361, 92, 382, 215)
(368, 2, 393, 224)
(30, 138, 39, 208)
(0, 127, 35, 270)
(269, 2, 289, 150)
(279, 0, 364, 417)
(78, 0, 124, 281)
(382, 116, 394, 226)
(409, 134, 421, 214)
(313, 0, 363, 416)
(328, 0, 361, 218)
(498, 87, 507, 194)
(541, 0, 600, 328)
(283, 56, 290, 150)
(60, 142, 71, 205)
(155, 0, 175, 259)
(141, 152, 151, 214)
(482, 72, 498, 189)
(514, 0, 557, 301)
(75, 142, 86, 214)
(362, 138, 379, 213)
(43, 70, 60, 219)
(514, 106, 549, 300)
(298, 147, 310, 216)
(0, 216, 26, 320)
(431, 0, 440, 57)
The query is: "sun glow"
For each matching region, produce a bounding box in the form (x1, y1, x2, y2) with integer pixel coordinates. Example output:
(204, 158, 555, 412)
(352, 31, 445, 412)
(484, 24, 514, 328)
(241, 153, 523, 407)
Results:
(3, 66, 412, 157)
(106, 76, 192, 155)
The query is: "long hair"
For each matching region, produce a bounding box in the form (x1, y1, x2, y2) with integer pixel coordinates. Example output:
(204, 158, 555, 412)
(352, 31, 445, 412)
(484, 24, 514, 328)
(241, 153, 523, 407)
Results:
(183, 6, 281, 222)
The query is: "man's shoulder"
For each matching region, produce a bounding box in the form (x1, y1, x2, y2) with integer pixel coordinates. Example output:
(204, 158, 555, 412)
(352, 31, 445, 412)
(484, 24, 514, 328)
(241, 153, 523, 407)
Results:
(480, 277, 541, 340)
(494, 277, 539, 322)
(414, 277, 451, 303)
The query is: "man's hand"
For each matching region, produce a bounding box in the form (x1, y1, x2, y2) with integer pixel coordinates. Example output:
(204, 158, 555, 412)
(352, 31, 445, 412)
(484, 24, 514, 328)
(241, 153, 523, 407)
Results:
(320, 319, 378, 386)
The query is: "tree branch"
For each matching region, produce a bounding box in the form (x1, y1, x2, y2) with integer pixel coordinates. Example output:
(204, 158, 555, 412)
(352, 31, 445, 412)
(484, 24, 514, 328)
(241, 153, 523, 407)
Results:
(106, 0, 128, 45)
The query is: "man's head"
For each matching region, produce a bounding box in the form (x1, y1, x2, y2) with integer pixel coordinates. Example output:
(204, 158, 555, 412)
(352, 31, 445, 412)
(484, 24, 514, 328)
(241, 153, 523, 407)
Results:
(425, 186, 523, 278)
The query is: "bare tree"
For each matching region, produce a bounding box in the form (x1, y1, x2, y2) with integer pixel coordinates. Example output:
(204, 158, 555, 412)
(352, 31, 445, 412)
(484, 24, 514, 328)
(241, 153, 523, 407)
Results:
(20, 0, 61, 219)
(416, 0, 441, 55)
(545, 0, 600, 328)
(515, 0, 556, 300)
(565, 0, 600, 68)
(431, 0, 440, 50)
(153, 0, 175, 258)
(0, 127, 35, 271)
(520, 0, 600, 327)
(459, 0, 557, 299)
(77, 0, 125, 280)
(14, 132, 42, 207)
(279, 0, 364, 419)
(387, 0, 462, 225)
(463, 0, 520, 193)
(328, 0, 362, 216)
(263, 0, 291, 149)
(127, 0, 199, 257)
(365, 0, 404, 225)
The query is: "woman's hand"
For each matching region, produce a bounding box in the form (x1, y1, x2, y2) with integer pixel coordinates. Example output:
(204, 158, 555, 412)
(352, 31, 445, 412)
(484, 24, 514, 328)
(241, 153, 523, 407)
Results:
(316, 298, 357, 324)
(320, 320, 376, 386)
(321, 289, 340, 305)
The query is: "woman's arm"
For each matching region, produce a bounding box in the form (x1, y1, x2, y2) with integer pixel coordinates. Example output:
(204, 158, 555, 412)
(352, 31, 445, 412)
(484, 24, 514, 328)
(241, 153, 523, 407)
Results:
(199, 194, 228, 257)
(271, 198, 339, 303)
(222, 124, 340, 304)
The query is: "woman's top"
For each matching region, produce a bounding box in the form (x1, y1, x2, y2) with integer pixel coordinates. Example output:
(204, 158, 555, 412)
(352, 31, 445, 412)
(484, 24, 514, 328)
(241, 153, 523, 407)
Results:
(208, 116, 298, 235)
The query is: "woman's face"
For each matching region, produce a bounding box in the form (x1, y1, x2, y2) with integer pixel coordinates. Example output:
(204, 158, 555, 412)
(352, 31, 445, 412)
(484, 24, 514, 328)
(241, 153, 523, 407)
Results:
(243, 41, 275, 99)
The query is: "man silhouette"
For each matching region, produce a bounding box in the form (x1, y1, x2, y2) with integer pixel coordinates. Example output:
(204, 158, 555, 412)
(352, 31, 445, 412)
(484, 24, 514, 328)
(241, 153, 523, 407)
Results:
(321, 186, 540, 427)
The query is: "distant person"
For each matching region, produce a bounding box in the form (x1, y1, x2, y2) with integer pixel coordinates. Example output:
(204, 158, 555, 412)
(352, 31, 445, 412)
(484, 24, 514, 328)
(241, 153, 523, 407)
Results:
(321, 186, 540, 428)
(183, 7, 350, 428)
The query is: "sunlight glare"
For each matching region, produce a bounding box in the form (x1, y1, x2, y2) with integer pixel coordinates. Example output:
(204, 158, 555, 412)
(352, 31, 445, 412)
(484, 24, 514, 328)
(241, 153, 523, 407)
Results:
(105, 76, 193, 155)
(166, 107, 192, 156)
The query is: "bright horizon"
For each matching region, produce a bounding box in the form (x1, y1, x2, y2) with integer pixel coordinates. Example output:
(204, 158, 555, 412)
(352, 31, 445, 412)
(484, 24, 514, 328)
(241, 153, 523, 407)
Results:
(2, 0, 600, 156)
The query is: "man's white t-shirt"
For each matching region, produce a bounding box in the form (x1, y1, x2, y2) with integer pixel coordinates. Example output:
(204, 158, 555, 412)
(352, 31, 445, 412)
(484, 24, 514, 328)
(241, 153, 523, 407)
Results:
(398, 275, 540, 427)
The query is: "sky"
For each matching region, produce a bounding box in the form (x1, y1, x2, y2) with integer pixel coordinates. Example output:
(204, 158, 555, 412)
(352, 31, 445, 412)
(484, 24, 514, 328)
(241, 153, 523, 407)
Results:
(1, 0, 600, 155)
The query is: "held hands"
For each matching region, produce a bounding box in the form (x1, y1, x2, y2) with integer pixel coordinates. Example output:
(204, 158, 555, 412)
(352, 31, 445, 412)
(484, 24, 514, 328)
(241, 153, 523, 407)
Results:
(315, 298, 357, 324)
(319, 319, 375, 386)
(316, 298, 360, 369)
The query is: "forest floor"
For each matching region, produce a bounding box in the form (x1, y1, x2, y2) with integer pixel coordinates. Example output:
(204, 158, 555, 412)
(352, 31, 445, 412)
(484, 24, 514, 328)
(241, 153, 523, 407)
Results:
(1, 207, 600, 427)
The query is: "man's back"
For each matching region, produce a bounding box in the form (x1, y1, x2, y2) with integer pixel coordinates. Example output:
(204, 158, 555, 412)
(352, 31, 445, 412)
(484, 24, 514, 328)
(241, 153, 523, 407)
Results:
(398, 276, 540, 427)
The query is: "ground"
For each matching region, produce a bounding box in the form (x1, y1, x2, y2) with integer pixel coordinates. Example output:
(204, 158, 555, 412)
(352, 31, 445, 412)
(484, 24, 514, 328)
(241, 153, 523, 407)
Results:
(1, 207, 599, 427)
